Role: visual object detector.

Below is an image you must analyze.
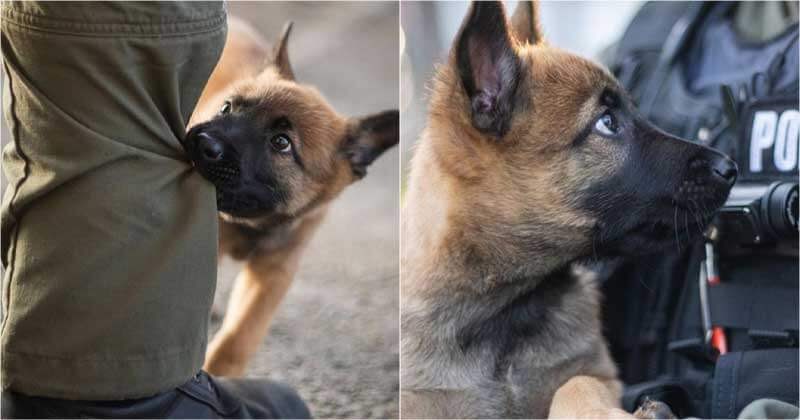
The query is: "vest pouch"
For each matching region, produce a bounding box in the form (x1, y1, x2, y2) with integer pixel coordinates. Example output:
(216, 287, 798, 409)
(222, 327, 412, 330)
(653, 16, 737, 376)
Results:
(709, 348, 798, 419)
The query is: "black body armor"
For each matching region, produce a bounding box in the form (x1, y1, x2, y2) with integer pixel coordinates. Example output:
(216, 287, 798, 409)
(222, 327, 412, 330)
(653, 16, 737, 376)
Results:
(602, 2, 799, 417)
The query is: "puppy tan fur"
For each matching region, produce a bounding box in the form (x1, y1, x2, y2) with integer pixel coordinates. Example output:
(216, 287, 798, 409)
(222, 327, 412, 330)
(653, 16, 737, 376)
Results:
(187, 17, 398, 377)
(401, 1, 735, 418)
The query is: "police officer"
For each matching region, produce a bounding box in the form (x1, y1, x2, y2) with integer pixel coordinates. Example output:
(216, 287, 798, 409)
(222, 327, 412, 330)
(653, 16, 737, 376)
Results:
(602, 2, 799, 418)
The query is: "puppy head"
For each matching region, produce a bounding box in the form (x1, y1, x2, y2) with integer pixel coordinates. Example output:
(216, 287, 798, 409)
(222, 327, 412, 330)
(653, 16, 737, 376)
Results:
(429, 1, 736, 258)
(185, 23, 398, 224)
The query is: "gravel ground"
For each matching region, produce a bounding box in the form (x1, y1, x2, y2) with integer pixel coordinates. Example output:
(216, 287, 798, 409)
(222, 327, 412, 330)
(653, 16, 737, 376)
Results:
(210, 3, 399, 419)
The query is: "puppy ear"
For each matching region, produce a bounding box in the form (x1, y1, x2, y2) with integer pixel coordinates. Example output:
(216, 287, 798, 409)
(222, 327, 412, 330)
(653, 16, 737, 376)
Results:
(342, 110, 399, 179)
(455, 1, 522, 138)
(511, 0, 545, 45)
(273, 21, 295, 80)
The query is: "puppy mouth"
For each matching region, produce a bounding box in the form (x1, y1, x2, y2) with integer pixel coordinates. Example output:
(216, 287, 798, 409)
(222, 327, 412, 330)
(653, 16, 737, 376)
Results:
(182, 132, 242, 187)
(216, 191, 275, 217)
(631, 220, 699, 241)
(594, 202, 718, 257)
(197, 162, 241, 187)
(628, 208, 715, 244)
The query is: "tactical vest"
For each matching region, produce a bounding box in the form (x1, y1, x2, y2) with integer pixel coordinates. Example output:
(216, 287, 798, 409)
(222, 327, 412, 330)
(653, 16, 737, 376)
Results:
(602, 2, 799, 418)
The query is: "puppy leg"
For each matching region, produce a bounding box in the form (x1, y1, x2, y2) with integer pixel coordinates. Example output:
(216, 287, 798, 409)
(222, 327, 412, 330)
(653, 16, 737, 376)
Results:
(204, 257, 299, 376)
(205, 215, 324, 376)
(211, 223, 233, 322)
(549, 376, 634, 419)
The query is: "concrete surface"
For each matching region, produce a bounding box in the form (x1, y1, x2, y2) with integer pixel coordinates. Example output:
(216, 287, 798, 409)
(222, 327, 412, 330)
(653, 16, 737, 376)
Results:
(213, 3, 399, 419)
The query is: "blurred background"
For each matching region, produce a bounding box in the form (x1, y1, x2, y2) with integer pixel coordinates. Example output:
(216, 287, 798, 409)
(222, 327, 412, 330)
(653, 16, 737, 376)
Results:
(400, 1, 644, 185)
(1, 2, 399, 419)
(213, 2, 399, 418)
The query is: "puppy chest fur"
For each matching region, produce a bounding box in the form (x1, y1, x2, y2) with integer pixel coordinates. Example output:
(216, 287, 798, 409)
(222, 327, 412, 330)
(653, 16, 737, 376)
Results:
(402, 265, 616, 418)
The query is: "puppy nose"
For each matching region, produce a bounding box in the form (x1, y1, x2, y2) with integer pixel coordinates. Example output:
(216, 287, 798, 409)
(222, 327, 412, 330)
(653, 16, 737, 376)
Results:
(197, 132, 224, 162)
(710, 155, 738, 186)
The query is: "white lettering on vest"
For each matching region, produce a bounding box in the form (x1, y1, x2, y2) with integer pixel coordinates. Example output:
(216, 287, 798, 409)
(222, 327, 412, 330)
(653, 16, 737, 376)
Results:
(750, 109, 800, 173)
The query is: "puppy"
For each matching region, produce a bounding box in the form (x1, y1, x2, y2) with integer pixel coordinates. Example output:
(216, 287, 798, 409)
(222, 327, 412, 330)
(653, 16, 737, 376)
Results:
(400, 1, 736, 418)
(185, 17, 398, 376)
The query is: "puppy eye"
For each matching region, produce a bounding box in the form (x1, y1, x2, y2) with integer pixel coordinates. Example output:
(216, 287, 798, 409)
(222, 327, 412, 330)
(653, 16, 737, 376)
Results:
(594, 111, 619, 136)
(270, 134, 292, 153)
(220, 101, 232, 115)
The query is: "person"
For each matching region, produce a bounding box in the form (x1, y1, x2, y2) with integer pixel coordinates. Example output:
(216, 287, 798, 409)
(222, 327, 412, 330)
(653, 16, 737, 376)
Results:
(601, 2, 799, 418)
(0, 2, 309, 417)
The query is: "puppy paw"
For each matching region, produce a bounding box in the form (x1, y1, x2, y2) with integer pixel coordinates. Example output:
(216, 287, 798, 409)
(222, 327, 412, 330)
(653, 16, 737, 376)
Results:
(633, 397, 676, 419)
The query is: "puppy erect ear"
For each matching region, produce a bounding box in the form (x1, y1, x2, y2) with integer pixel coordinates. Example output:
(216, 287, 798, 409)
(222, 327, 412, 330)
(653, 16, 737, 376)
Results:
(511, 0, 545, 45)
(273, 22, 295, 80)
(343, 110, 399, 179)
(455, 1, 522, 138)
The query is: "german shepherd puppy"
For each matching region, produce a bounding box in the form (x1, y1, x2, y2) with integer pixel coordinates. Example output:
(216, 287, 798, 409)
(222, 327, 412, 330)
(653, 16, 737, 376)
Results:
(400, 1, 736, 418)
(184, 18, 398, 376)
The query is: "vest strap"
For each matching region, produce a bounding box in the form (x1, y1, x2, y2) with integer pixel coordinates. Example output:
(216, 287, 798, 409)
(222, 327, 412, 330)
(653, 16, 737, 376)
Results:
(708, 283, 799, 335)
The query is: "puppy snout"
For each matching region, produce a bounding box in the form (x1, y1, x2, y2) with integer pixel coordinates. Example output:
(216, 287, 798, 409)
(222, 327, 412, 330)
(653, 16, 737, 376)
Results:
(709, 155, 738, 186)
(676, 153, 737, 213)
(688, 154, 738, 187)
(198, 132, 225, 162)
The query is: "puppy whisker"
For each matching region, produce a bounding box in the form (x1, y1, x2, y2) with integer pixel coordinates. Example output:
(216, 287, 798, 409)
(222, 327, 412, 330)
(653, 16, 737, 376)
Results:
(689, 199, 705, 235)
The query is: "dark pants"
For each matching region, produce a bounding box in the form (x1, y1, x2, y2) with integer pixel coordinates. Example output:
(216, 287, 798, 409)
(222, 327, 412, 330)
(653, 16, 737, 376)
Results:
(1, 371, 311, 419)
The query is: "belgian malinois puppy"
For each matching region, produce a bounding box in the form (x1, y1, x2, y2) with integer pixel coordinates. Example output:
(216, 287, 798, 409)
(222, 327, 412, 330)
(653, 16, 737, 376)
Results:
(184, 17, 398, 376)
(400, 1, 737, 418)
